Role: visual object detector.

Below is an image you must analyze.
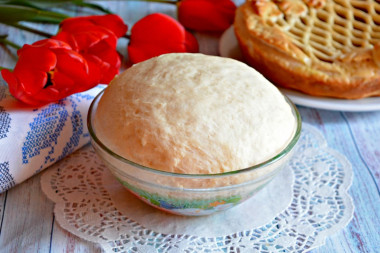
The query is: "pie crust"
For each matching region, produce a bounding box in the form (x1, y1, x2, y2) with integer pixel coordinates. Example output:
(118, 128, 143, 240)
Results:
(234, 0, 380, 99)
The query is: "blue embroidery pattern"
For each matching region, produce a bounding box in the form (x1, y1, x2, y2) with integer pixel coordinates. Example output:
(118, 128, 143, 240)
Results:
(0, 161, 15, 192)
(58, 95, 84, 161)
(72, 90, 100, 141)
(21, 89, 97, 172)
(74, 92, 95, 101)
(22, 101, 68, 165)
(0, 106, 11, 140)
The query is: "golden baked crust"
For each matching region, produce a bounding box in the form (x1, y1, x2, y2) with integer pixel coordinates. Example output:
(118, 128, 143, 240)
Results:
(235, 0, 380, 99)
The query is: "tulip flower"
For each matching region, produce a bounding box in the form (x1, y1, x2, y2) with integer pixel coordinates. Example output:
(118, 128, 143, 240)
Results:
(1, 39, 99, 106)
(177, 0, 236, 32)
(53, 14, 128, 83)
(128, 13, 199, 64)
(58, 14, 128, 38)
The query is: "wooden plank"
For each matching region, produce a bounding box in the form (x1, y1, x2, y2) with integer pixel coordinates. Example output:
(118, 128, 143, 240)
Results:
(299, 107, 380, 253)
(0, 2, 379, 252)
(0, 19, 56, 253)
(0, 25, 18, 69)
(50, 221, 103, 253)
(0, 173, 54, 252)
(343, 111, 380, 187)
(0, 192, 6, 236)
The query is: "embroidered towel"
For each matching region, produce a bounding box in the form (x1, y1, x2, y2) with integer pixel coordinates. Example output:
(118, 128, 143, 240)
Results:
(0, 80, 104, 192)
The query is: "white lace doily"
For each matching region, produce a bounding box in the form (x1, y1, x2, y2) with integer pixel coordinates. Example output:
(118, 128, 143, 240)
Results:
(41, 124, 354, 252)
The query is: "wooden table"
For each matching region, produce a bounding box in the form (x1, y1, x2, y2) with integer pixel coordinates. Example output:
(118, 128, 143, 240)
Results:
(0, 2, 379, 252)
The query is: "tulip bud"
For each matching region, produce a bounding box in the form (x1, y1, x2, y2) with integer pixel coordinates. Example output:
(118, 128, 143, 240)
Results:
(53, 14, 128, 84)
(1, 39, 97, 105)
(128, 13, 199, 64)
(178, 0, 237, 32)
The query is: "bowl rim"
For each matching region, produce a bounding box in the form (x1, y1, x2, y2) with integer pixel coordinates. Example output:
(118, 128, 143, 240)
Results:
(87, 89, 302, 179)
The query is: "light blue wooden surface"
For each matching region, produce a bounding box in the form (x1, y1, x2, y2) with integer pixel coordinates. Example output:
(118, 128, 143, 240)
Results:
(299, 108, 380, 252)
(0, 2, 379, 252)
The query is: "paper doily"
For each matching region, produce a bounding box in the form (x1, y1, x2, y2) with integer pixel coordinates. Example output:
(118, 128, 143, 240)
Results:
(41, 124, 354, 252)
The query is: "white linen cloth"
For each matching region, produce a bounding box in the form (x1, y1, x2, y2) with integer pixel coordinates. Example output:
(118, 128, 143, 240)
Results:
(0, 79, 104, 192)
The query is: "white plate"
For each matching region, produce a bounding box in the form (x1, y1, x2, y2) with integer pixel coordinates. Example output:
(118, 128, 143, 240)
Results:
(219, 26, 380, 112)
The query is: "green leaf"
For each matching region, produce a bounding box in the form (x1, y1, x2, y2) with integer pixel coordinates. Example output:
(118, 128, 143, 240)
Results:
(0, 0, 113, 14)
(0, 66, 12, 71)
(0, 4, 69, 24)
(0, 0, 72, 6)
(1, 0, 45, 10)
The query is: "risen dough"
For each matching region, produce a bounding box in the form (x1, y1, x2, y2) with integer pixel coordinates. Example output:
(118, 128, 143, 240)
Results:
(94, 53, 296, 174)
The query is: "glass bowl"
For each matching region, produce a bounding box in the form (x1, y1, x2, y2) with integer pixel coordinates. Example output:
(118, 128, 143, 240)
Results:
(88, 90, 302, 216)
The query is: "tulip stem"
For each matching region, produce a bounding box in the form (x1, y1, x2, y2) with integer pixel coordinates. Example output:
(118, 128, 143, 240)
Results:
(0, 35, 21, 50)
(7, 23, 54, 37)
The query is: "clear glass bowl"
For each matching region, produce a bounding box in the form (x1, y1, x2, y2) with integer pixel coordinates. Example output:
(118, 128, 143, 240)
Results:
(88, 90, 302, 216)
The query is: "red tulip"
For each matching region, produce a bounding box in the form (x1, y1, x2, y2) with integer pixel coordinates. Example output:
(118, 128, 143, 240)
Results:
(178, 0, 237, 32)
(59, 14, 128, 38)
(128, 13, 199, 64)
(1, 39, 98, 106)
(53, 14, 128, 83)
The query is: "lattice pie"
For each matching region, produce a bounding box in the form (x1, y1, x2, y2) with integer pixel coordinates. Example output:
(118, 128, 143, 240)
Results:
(235, 0, 380, 99)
